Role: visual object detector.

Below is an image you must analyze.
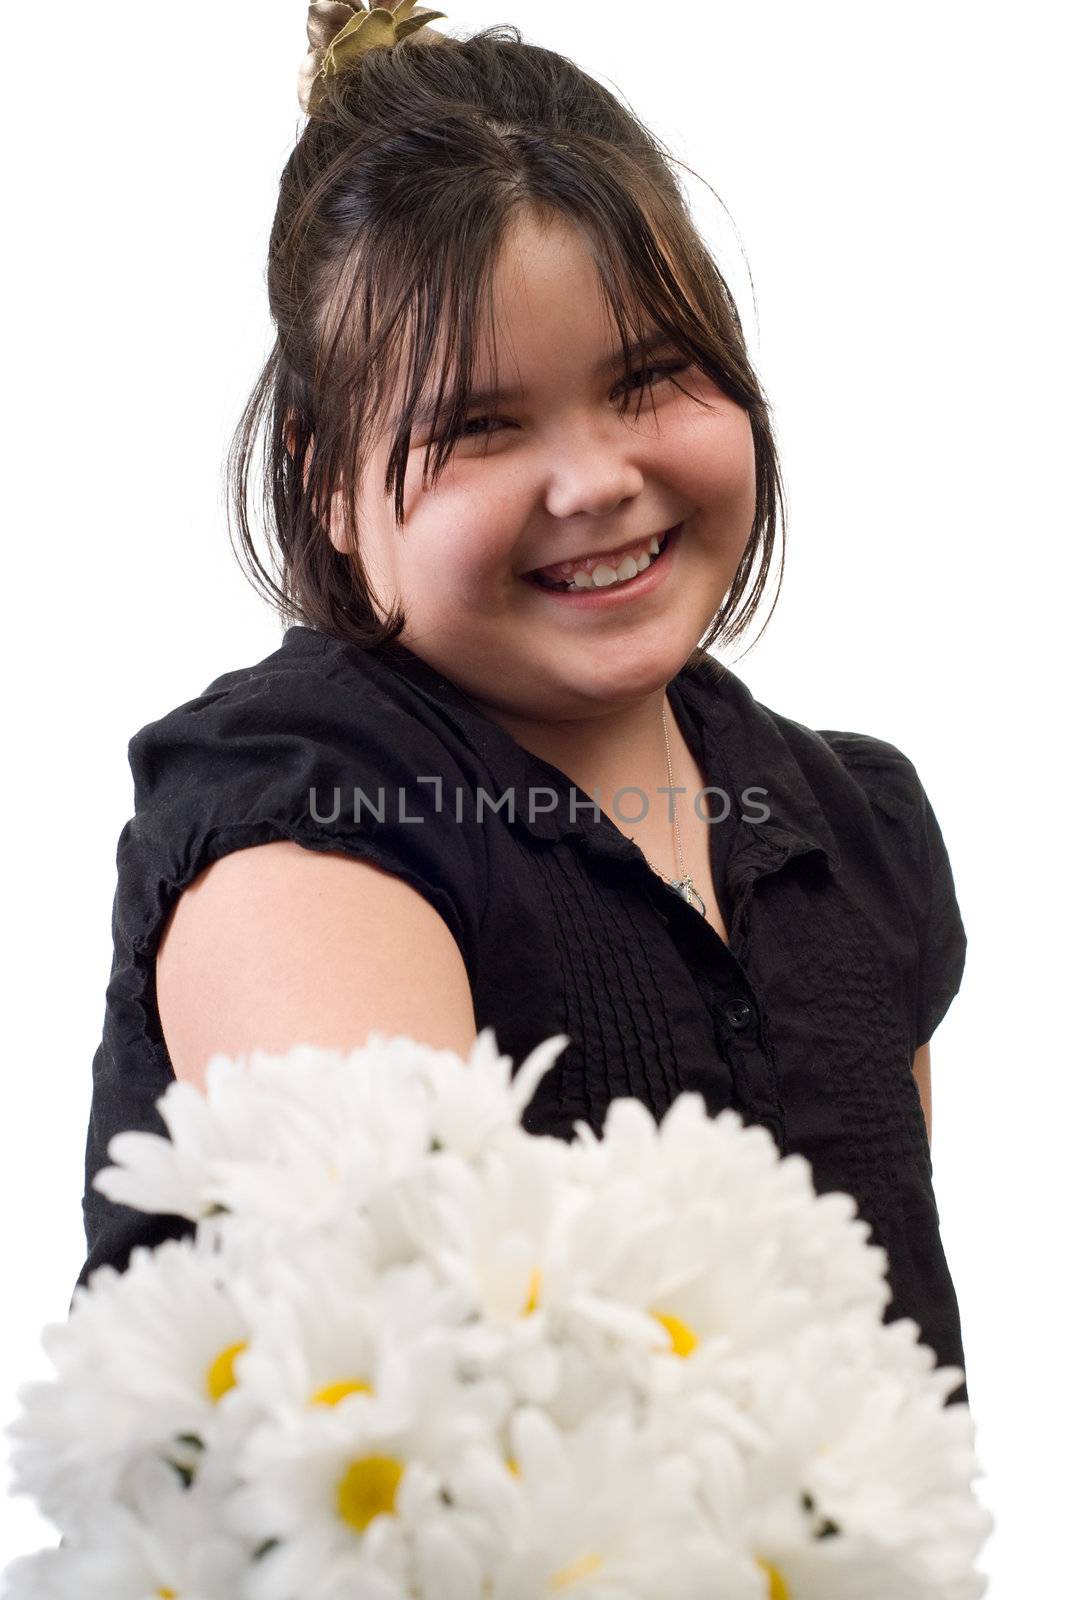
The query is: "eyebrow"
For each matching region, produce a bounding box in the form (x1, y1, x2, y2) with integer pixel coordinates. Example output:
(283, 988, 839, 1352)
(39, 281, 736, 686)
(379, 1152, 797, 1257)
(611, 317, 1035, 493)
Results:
(399, 327, 679, 434)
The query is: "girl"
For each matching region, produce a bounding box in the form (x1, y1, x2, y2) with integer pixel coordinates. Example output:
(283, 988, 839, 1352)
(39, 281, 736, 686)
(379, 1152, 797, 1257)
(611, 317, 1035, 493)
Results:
(77, 5, 971, 1411)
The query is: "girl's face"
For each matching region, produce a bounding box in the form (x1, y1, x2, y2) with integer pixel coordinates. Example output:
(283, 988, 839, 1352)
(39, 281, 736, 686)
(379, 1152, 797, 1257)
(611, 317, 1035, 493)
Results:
(335, 210, 756, 724)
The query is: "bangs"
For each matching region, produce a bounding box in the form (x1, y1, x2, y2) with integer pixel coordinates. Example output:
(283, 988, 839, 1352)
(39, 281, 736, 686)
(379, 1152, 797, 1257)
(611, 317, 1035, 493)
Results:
(319, 190, 747, 534)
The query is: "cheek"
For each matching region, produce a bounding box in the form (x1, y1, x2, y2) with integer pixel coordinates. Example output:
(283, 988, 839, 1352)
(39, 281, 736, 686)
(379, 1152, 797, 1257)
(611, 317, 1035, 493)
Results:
(403, 475, 526, 594)
(641, 383, 746, 504)
(404, 518, 515, 610)
(684, 407, 756, 509)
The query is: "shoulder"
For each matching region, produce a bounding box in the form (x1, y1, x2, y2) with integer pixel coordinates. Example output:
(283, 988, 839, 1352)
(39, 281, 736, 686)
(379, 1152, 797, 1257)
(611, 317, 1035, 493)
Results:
(692, 660, 948, 890)
(128, 626, 462, 805)
(119, 625, 488, 968)
(695, 659, 927, 827)
(688, 659, 966, 1048)
(776, 711, 939, 871)
(808, 726, 928, 828)
(765, 710, 961, 948)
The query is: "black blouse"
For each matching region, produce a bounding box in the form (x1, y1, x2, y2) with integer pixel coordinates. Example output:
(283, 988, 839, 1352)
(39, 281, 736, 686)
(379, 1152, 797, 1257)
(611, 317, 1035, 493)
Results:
(77, 624, 971, 1408)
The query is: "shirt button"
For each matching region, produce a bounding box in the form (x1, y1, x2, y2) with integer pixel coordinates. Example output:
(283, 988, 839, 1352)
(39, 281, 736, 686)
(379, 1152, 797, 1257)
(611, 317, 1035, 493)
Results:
(724, 998, 753, 1029)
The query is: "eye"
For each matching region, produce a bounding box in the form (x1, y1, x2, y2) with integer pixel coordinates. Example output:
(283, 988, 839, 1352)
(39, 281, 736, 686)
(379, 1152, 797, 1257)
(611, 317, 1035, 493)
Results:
(448, 415, 503, 442)
(421, 414, 503, 449)
(428, 362, 692, 447)
(620, 361, 690, 394)
(616, 361, 691, 412)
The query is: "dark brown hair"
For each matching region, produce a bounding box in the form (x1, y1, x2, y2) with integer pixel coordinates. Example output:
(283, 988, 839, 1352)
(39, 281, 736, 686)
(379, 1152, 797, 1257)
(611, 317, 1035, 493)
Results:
(225, 23, 786, 671)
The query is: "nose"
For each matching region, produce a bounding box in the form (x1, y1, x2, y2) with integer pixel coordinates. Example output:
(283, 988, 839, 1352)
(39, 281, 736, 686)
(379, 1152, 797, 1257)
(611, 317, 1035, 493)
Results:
(541, 420, 647, 524)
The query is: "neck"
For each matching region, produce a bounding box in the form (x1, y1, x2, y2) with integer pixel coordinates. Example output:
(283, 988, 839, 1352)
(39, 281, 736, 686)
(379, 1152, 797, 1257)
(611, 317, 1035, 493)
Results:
(466, 685, 689, 825)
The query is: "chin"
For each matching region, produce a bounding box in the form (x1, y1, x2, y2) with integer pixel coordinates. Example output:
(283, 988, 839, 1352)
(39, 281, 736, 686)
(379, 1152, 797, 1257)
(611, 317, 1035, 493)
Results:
(547, 639, 697, 701)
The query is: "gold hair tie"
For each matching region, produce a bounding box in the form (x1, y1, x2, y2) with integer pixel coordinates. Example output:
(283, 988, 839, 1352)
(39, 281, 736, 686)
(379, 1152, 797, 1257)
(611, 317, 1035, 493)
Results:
(299, 1, 449, 115)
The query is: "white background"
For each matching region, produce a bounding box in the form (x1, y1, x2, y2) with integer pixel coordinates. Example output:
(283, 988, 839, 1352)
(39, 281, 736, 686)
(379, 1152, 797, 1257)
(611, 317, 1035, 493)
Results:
(2, 1, 1066, 1590)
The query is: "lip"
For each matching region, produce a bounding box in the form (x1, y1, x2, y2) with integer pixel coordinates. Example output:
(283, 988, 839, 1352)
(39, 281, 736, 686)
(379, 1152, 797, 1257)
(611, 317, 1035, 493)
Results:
(523, 529, 670, 579)
(520, 522, 683, 610)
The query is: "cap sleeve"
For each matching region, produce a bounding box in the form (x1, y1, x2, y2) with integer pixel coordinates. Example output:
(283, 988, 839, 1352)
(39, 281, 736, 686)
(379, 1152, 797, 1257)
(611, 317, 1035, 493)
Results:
(79, 649, 486, 1294)
(818, 730, 968, 1057)
(123, 660, 486, 972)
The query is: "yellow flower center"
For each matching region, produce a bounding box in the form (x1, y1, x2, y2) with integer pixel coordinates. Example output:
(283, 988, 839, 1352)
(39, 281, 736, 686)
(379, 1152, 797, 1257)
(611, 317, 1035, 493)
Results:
(155, 1590, 176, 1599)
(205, 1340, 247, 1401)
(551, 1552, 603, 1588)
(311, 1378, 373, 1406)
(337, 1454, 405, 1531)
(650, 1309, 699, 1357)
(524, 1267, 541, 1314)
(756, 1556, 791, 1598)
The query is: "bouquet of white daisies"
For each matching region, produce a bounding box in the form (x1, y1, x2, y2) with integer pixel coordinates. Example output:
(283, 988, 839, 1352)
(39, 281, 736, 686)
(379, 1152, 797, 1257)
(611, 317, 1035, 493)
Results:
(7, 1029, 992, 1599)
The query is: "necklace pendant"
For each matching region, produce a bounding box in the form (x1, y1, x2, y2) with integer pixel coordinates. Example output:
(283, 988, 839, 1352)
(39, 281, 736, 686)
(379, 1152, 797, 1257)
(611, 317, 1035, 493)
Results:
(670, 875, 706, 917)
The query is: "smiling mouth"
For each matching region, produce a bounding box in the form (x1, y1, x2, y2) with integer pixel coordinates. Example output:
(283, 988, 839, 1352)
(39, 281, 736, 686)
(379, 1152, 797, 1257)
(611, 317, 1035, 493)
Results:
(523, 527, 676, 593)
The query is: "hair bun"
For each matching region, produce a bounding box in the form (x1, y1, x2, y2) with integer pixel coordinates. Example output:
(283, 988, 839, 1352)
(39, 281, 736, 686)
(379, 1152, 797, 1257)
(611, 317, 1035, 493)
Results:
(299, 1, 449, 115)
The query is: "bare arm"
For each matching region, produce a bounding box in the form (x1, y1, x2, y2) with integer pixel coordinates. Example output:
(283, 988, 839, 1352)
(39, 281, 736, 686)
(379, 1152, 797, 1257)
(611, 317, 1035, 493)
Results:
(156, 839, 478, 1093)
(912, 1042, 932, 1146)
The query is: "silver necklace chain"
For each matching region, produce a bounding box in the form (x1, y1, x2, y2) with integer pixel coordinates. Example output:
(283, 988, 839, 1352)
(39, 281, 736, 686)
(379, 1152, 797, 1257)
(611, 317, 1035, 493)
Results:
(648, 701, 707, 918)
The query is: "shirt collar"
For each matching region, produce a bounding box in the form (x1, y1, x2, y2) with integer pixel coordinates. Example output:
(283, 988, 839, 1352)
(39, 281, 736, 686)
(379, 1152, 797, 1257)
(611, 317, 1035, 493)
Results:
(369, 637, 840, 877)
(675, 660, 842, 880)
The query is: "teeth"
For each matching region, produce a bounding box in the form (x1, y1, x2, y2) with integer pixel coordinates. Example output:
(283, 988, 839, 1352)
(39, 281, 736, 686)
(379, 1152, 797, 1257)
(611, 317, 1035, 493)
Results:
(594, 555, 638, 587)
(542, 531, 668, 592)
(535, 533, 663, 585)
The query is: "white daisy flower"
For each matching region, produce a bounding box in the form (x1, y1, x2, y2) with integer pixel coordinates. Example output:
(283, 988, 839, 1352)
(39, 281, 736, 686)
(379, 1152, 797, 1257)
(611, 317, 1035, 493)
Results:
(8, 1234, 251, 1531)
(223, 1239, 482, 1429)
(409, 1027, 571, 1158)
(660, 1319, 991, 1600)
(224, 1327, 510, 1599)
(91, 1043, 416, 1229)
(466, 1404, 763, 1599)
(550, 1097, 892, 1389)
(2, 1454, 251, 1599)
(571, 1093, 890, 1315)
(90, 1030, 566, 1238)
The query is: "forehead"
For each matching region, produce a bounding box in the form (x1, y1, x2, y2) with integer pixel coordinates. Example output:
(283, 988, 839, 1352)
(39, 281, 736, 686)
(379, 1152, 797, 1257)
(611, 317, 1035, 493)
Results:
(383, 215, 668, 429)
